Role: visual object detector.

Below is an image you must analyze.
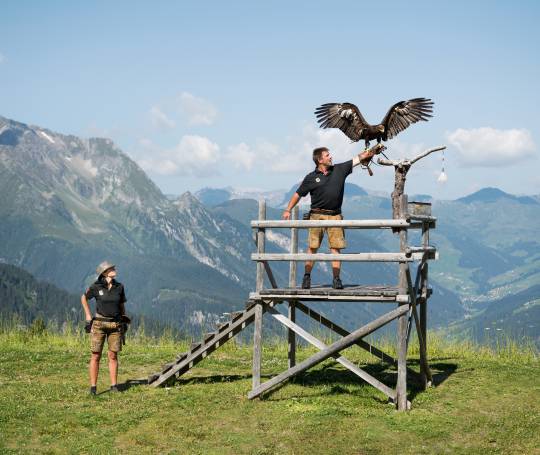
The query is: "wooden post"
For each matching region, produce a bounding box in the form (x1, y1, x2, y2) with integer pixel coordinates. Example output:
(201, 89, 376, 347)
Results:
(289, 206, 299, 287)
(252, 200, 266, 391)
(420, 221, 430, 388)
(288, 303, 296, 369)
(256, 200, 266, 293)
(396, 194, 409, 410)
(288, 206, 298, 368)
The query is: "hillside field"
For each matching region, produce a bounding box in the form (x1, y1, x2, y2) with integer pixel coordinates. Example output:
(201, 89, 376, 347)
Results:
(0, 328, 538, 455)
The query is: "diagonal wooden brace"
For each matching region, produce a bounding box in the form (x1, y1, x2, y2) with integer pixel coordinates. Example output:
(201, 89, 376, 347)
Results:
(266, 306, 400, 401)
(248, 305, 409, 399)
(294, 301, 398, 366)
(295, 301, 422, 381)
(406, 262, 425, 345)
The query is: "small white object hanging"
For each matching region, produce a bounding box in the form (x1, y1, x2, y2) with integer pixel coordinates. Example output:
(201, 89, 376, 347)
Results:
(437, 170, 448, 183)
(437, 149, 447, 183)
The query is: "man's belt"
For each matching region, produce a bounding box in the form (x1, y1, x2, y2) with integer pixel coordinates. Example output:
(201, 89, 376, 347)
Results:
(94, 316, 121, 322)
(309, 208, 342, 216)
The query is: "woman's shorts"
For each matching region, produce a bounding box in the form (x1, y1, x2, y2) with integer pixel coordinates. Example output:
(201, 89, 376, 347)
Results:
(308, 213, 346, 249)
(91, 320, 122, 353)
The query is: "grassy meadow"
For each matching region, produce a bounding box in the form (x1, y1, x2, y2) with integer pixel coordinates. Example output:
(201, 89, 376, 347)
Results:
(0, 324, 538, 455)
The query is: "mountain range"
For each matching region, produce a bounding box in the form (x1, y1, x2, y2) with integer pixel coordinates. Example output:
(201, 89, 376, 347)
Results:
(0, 116, 261, 335)
(0, 115, 538, 344)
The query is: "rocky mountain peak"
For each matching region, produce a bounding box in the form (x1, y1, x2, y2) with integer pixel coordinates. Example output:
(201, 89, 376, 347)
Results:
(0, 115, 256, 291)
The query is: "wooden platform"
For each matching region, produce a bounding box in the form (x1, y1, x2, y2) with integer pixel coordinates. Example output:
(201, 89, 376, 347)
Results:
(250, 284, 425, 302)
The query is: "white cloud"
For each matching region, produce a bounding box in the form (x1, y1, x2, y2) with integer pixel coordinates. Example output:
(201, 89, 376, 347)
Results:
(138, 135, 220, 177)
(0, 53, 4, 64)
(136, 123, 437, 182)
(178, 92, 217, 126)
(225, 143, 256, 170)
(149, 106, 175, 130)
(446, 127, 536, 167)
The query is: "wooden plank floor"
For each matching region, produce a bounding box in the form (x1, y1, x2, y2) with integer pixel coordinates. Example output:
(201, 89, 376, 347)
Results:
(250, 285, 405, 302)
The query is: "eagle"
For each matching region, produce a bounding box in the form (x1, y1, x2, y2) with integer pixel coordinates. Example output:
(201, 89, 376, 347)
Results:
(315, 98, 434, 149)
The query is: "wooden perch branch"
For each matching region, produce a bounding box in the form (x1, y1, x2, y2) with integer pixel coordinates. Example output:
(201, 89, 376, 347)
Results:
(376, 145, 447, 219)
(377, 146, 446, 167)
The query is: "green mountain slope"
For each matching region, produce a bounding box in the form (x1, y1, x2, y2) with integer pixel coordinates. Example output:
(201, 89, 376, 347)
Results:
(451, 284, 540, 345)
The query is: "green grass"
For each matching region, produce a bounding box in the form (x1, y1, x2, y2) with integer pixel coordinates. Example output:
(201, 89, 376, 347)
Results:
(0, 328, 538, 455)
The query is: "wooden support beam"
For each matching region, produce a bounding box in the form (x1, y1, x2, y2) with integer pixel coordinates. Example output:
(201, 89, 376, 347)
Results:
(406, 263, 424, 346)
(252, 253, 416, 262)
(248, 305, 409, 399)
(252, 302, 263, 390)
(294, 301, 398, 366)
(250, 292, 403, 302)
(288, 302, 296, 368)
(255, 200, 266, 292)
(406, 267, 433, 386)
(251, 219, 410, 229)
(288, 206, 299, 287)
(407, 214, 437, 223)
(288, 206, 298, 368)
(252, 199, 266, 392)
(262, 262, 278, 289)
(420, 222, 430, 389)
(396, 194, 409, 411)
(267, 307, 399, 401)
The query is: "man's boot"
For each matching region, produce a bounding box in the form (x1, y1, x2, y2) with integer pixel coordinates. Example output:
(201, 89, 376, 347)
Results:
(302, 273, 311, 289)
(332, 276, 343, 290)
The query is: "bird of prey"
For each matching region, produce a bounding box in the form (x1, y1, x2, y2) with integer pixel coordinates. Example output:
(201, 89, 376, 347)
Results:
(315, 98, 434, 149)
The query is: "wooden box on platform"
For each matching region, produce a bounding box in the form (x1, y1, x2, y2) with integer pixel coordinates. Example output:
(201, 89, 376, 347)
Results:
(408, 201, 432, 217)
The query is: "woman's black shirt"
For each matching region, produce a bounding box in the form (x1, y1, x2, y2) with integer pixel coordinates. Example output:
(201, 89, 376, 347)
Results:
(84, 278, 127, 318)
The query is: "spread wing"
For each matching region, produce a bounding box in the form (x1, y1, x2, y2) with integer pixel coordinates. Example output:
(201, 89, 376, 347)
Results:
(380, 98, 433, 140)
(314, 102, 369, 142)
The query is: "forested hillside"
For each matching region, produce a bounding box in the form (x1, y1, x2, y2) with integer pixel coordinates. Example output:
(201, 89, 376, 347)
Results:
(0, 263, 80, 326)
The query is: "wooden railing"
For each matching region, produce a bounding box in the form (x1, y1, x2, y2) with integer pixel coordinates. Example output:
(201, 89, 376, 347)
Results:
(251, 197, 437, 292)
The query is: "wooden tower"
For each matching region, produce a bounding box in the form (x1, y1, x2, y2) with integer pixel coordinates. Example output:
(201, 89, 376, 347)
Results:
(149, 145, 444, 411)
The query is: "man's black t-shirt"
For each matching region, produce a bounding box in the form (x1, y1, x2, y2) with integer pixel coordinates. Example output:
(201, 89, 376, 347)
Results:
(84, 279, 127, 318)
(296, 160, 353, 211)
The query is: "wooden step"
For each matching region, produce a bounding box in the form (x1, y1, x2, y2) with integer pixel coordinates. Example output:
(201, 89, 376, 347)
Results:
(147, 373, 160, 384)
(160, 363, 173, 374)
(231, 311, 244, 322)
(245, 300, 257, 310)
(176, 352, 188, 362)
(149, 304, 260, 388)
(218, 322, 230, 332)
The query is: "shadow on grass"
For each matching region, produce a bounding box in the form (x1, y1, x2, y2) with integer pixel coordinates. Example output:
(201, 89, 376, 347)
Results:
(174, 373, 270, 385)
(96, 379, 149, 394)
(163, 359, 458, 405)
(256, 360, 458, 403)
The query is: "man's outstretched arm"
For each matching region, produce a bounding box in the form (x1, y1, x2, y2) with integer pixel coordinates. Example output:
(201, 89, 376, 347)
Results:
(352, 144, 385, 168)
(282, 192, 301, 220)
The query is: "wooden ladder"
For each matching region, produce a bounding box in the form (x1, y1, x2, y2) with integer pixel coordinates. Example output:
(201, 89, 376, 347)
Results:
(148, 299, 267, 387)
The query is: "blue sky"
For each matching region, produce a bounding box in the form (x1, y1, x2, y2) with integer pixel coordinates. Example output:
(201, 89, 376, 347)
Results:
(1, 1, 539, 199)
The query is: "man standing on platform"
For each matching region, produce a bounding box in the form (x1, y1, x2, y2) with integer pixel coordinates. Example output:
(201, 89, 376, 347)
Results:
(282, 146, 381, 289)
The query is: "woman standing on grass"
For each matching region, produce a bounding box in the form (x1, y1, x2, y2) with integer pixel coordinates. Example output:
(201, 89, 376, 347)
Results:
(81, 261, 129, 395)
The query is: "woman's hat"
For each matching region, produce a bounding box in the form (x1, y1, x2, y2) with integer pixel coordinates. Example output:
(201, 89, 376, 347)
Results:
(96, 261, 115, 277)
